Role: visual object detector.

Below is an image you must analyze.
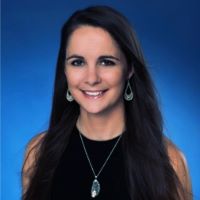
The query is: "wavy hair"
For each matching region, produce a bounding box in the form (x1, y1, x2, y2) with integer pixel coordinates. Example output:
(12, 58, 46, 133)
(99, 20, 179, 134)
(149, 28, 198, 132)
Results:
(22, 5, 186, 200)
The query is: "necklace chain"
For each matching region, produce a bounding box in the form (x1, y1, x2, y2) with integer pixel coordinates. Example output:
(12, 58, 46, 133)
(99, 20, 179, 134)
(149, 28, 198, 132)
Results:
(79, 131, 122, 179)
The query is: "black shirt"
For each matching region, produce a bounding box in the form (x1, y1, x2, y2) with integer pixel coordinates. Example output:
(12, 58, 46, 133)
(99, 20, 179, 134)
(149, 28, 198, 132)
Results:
(51, 127, 130, 200)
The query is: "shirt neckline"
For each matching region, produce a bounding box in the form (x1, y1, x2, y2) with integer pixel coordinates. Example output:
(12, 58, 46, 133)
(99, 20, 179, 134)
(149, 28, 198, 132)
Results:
(75, 126, 124, 144)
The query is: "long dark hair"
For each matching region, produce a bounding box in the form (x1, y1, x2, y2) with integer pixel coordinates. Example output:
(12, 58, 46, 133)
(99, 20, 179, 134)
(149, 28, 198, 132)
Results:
(22, 5, 186, 200)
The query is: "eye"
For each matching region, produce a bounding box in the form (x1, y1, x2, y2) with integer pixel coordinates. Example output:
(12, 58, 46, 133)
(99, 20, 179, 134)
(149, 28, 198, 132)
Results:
(70, 59, 85, 66)
(99, 59, 116, 66)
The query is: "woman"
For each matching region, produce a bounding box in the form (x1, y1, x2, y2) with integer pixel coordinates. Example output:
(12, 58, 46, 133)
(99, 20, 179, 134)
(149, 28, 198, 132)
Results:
(22, 5, 192, 200)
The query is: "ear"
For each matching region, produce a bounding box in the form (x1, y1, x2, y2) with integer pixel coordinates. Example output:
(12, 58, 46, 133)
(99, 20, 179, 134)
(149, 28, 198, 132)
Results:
(64, 67, 68, 77)
(127, 66, 134, 79)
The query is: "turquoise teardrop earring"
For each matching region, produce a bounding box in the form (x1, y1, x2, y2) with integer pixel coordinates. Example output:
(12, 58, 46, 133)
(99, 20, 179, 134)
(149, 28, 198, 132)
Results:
(124, 80, 133, 101)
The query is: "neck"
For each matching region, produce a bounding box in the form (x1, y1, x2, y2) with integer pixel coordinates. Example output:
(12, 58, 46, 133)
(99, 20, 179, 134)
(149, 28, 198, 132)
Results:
(77, 105, 125, 141)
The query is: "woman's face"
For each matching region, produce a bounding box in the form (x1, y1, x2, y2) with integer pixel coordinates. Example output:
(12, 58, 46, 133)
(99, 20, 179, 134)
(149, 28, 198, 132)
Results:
(65, 25, 129, 115)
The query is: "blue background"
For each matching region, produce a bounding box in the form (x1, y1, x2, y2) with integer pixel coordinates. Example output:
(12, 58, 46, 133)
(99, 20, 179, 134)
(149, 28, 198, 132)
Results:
(2, 0, 199, 199)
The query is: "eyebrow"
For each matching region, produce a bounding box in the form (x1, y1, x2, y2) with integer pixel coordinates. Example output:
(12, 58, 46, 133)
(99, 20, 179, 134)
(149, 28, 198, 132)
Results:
(66, 54, 120, 61)
(99, 55, 120, 61)
(66, 55, 84, 61)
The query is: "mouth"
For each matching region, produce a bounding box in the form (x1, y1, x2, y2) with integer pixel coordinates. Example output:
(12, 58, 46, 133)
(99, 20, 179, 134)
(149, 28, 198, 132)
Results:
(81, 89, 108, 99)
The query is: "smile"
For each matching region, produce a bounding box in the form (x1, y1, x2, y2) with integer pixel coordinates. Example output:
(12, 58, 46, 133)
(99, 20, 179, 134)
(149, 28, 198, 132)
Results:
(81, 90, 107, 99)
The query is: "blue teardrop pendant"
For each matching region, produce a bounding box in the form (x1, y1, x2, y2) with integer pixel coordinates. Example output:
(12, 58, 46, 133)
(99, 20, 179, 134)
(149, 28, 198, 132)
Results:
(91, 179, 100, 198)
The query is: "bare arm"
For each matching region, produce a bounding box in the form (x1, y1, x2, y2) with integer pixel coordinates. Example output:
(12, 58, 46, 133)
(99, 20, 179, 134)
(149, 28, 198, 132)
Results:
(166, 140, 192, 200)
(22, 133, 45, 194)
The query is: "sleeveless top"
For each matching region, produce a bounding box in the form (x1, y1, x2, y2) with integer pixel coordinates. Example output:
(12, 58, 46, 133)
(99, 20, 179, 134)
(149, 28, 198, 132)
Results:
(51, 126, 130, 200)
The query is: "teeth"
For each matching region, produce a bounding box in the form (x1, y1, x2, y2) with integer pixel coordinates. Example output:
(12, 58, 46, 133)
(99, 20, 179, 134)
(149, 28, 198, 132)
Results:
(84, 91, 103, 96)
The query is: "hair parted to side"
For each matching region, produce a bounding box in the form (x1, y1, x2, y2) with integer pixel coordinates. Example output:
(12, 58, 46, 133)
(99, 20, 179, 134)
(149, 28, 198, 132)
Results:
(22, 5, 188, 200)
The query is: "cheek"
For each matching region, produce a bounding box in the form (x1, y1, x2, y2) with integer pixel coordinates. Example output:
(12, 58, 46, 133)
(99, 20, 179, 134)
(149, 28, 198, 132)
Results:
(103, 69, 125, 87)
(65, 69, 83, 87)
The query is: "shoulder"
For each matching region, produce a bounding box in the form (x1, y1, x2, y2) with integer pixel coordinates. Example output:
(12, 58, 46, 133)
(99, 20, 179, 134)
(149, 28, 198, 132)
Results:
(165, 138, 186, 170)
(22, 131, 46, 193)
(164, 138, 192, 197)
(24, 132, 46, 164)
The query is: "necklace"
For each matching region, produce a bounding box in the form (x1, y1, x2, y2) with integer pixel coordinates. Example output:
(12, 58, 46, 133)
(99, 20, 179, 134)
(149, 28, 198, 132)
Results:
(79, 131, 122, 198)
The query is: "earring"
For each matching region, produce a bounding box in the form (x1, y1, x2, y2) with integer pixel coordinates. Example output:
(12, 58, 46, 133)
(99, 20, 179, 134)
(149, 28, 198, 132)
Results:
(66, 89, 74, 102)
(124, 80, 133, 101)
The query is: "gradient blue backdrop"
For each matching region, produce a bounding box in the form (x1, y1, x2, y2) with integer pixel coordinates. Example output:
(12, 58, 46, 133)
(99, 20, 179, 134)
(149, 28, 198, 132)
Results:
(2, 0, 200, 199)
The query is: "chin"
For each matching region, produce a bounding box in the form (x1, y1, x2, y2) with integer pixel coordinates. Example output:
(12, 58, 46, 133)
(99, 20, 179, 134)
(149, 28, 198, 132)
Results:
(81, 106, 107, 115)
(80, 101, 121, 116)
(75, 94, 123, 115)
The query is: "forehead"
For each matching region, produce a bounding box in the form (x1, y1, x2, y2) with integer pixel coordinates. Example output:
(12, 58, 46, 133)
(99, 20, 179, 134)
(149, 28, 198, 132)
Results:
(66, 26, 121, 56)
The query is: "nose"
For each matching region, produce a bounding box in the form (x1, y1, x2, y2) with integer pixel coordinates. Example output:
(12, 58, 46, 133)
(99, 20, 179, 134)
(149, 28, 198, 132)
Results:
(85, 66, 101, 86)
